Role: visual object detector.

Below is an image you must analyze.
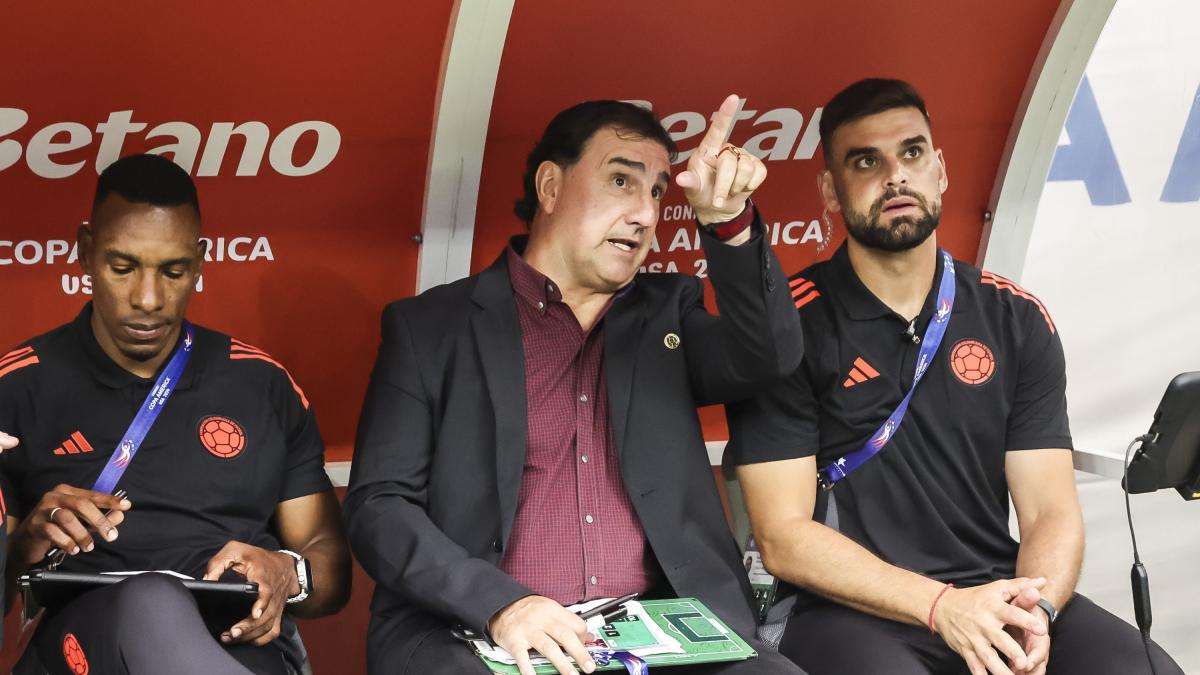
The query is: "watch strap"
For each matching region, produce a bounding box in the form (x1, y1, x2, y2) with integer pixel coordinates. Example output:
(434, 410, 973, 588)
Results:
(1036, 598, 1058, 625)
(278, 549, 311, 604)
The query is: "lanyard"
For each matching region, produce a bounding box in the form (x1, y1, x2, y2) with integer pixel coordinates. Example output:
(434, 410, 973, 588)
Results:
(91, 322, 194, 495)
(818, 250, 956, 490)
(594, 651, 648, 674)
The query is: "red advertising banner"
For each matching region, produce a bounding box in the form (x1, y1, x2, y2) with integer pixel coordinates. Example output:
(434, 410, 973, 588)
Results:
(0, 2, 455, 460)
(472, 1, 1059, 439)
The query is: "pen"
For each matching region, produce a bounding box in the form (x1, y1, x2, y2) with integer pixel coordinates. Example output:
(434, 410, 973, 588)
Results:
(577, 593, 637, 621)
(40, 489, 128, 568)
(585, 606, 629, 634)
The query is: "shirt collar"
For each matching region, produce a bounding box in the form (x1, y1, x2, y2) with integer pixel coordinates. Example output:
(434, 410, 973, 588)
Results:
(827, 242, 959, 323)
(72, 303, 202, 390)
(504, 236, 637, 311)
(506, 238, 561, 309)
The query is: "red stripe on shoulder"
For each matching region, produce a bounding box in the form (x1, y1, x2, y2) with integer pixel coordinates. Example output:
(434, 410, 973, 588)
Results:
(0, 355, 39, 380)
(228, 343, 310, 409)
(789, 274, 821, 310)
(793, 290, 821, 309)
(790, 280, 816, 297)
(981, 272, 1056, 334)
(0, 346, 35, 369)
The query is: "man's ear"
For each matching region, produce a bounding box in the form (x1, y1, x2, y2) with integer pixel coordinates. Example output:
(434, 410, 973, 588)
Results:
(535, 160, 564, 216)
(77, 223, 95, 276)
(195, 237, 207, 274)
(818, 170, 842, 214)
(936, 148, 949, 195)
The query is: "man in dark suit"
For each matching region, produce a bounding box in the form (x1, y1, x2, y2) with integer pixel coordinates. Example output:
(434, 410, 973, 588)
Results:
(345, 96, 806, 675)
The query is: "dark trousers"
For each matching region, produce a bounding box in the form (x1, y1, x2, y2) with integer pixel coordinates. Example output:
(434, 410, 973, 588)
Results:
(17, 573, 290, 675)
(777, 594, 1182, 675)
(368, 613, 807, 675)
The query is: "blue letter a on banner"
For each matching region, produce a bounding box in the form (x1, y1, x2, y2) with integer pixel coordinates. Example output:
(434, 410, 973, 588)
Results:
(1161, 84, 1200, 203)
(1048, 76, 1131, 206)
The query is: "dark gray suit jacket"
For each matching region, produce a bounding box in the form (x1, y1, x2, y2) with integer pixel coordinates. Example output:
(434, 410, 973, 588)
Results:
(344, 224, 802, 666)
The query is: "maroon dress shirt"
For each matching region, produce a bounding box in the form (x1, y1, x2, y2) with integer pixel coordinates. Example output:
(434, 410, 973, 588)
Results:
(499, 246, 656, 605)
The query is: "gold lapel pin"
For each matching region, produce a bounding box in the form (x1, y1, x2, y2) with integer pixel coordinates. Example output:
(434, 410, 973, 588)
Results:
(664, 333, 681, 350)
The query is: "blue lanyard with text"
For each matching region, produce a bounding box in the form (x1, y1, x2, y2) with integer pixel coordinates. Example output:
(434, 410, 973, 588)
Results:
(818, 250, 956, 489)
(594, 651, 648, 674)
(91, 323, 194, 495)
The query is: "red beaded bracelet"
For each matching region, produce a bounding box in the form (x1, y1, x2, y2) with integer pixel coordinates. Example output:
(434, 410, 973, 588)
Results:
(928, 583, 955, 634)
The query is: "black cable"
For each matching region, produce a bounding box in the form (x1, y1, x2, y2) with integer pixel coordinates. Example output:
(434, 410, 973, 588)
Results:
(1123, 434, 1159, 675)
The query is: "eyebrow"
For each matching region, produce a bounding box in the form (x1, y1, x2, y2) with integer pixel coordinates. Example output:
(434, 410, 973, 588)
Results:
(105, 249, 194, 268)
(843, 135, 930, 165)
(608, 157, 670, 186)
(608, 157, 645, 172)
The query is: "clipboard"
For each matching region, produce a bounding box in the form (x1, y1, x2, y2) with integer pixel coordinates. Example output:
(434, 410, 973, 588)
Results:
(19, 570, 259, 634)
(471, 598, 756, 673)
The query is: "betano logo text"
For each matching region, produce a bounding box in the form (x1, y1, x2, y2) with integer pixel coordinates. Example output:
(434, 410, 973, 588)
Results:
(0, 109, 340, 178)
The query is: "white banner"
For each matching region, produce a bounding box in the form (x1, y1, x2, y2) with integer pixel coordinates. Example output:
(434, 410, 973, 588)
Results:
(1023, 0, 1200, 456)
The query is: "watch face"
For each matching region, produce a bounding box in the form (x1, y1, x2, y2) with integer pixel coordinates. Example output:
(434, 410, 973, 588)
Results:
(301, 559, 314, 594)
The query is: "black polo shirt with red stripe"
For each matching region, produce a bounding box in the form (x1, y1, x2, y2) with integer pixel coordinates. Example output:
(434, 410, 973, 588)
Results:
(728, 243, 1072, 587)
(0, 303, 331, 578)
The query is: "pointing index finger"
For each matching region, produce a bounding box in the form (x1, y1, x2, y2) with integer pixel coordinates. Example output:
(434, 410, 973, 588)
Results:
(696, 94, 740, 158)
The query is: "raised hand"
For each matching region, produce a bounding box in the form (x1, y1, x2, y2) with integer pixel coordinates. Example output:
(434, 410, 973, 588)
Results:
(675, 94, 768, 225)
(931, 577, 1049, 675)
(488, 595, 596, 675)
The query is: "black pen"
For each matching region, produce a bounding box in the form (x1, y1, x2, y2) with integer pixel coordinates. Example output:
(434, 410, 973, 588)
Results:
(577, 593, 637, 622)
(40, 489, 128, 568)
(582, 604, 631, 633)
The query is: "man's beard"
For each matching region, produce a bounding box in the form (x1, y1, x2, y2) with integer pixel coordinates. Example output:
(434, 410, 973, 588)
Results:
(842, 188, 941, 252)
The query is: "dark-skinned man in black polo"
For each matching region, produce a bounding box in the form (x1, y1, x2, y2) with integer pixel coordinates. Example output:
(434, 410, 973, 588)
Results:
(0, 154, 350, 675)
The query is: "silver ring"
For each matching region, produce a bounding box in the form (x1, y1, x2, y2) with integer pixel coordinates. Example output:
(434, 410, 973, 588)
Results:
(48, 507, 62, 522)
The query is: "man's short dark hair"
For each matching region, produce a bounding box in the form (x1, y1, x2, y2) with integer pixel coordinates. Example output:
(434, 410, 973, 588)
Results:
(819, 79, 932, 162)
(514, 100, 678, 224)
(93, 153, 200, 220)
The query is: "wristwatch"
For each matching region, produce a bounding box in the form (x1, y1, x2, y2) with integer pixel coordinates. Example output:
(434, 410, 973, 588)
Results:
(278, 549, 313, 605)
(1036, 598, 1058, 626)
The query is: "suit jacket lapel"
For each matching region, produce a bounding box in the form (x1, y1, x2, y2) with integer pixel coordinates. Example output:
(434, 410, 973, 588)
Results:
(470, 255, 528, 544)
(604, 286, 645, 468)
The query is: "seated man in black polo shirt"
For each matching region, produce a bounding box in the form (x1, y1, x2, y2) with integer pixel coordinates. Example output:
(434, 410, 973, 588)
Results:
(0, 154, 351, 675)
(728, 79, 1183, 675)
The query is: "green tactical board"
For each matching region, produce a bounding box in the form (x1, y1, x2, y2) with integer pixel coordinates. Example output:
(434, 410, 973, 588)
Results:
(476, 598, 757, 674)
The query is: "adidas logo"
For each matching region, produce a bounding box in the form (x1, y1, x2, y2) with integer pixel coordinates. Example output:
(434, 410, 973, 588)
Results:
(52, 431, 94, 456)
(843, 357, 880, 388)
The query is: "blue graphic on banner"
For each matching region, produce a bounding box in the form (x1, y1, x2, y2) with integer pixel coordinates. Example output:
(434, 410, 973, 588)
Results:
(1161, 84, 1200, 203)
(1048, 76, 1131, 206)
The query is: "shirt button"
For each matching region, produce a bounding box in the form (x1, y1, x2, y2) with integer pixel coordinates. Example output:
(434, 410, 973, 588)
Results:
(585, 514, 594, 524)
(590, 576, 598, 585)
(537, 301, 545, 310)
(579, 394, 588, 403)
(581, 455, 589, 463)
